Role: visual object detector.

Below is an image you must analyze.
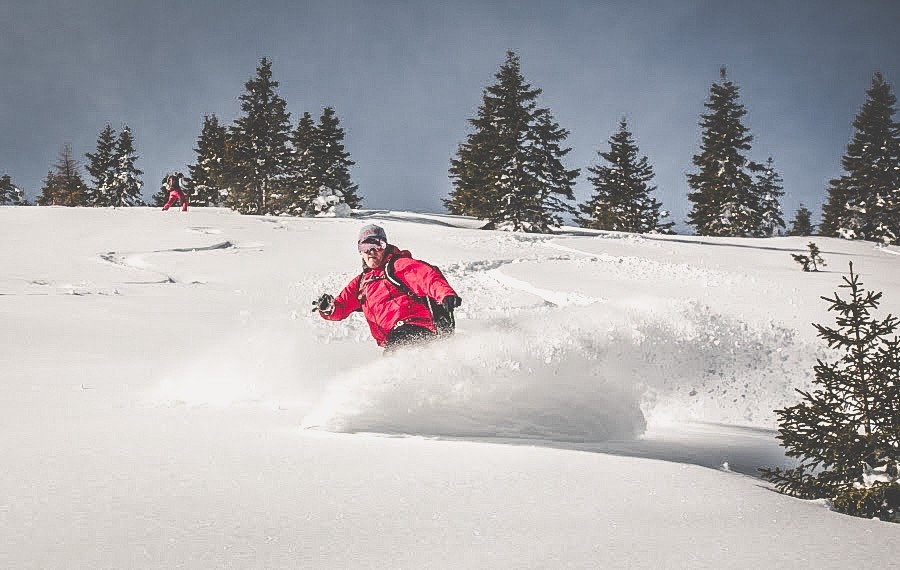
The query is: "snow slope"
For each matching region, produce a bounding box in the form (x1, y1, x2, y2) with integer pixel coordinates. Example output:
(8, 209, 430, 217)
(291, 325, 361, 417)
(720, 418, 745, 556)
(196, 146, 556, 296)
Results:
(1, 206, 898, 568)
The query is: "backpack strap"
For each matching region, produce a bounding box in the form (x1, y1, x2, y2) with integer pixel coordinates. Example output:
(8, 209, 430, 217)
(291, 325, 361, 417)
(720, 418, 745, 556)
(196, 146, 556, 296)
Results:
(384, 257, 455, 334)
(383, 257, 413, 296)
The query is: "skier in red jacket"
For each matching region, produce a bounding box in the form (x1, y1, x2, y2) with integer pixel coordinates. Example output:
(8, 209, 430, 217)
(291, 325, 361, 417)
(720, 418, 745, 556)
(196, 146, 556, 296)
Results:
(313, 224, 461, 352)
(161, 172, 188, 212)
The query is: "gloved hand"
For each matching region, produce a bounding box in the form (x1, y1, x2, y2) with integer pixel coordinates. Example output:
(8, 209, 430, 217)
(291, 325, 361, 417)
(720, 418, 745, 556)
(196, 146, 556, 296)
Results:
(441, 295, 462, 314)
(312, 293, 335, 314)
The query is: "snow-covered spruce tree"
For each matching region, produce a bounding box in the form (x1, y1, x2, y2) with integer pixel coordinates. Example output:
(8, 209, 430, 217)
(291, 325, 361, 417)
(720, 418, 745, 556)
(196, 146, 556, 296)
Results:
(686, 67, 765, 237)
(37, 143, 89, 206)
(787, 204, 815, 236)
(760, 262, 900, 522)
(188, 114, 228, 206)
(576, 118, 673, 233)
(0, 173, 25, 205)
(309, 106, 359, 216)
(278, 107, 359, 217)
(446, 51, 578, 232)
(84, 124, 118, 207)
(752, 157, 785, 237)
(108, 125, 144, 206)
(277, 111, 321, 216)
(223, 57, 292, 215)
(820, 73, 900, 245)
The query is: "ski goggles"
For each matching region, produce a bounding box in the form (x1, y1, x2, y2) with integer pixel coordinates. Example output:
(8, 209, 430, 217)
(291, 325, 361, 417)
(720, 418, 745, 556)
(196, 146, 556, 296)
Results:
(358, 238, 387, 254)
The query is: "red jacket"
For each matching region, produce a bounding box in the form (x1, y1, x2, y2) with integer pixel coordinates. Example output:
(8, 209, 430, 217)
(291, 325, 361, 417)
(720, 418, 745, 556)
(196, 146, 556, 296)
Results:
(320, 246, 457, 346)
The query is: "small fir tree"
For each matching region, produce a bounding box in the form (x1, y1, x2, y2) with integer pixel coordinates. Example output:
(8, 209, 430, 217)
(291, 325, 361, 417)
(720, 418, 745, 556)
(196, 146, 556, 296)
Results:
(752, 157, 785, 237)
(820, 73, 900, 245)
(576, 118, 673, 233)
(761, 262, 900, 522)
(787, 204, 815, 236)
(446, 51, 578, 232)
(109, 125, 144, 206)
(686, 67, 762, 237)
(0, 174, 25, 205)
(224, 57, 292, 215)
(188, 114, 228, 206)
(84, 124, 118, 207)
(791, 242, 826, 272)
(37, 143, 89, 206)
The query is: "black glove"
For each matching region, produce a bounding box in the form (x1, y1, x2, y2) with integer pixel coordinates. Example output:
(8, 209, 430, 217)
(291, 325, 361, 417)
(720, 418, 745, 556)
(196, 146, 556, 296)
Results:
(312, 293, 334, 314)
(441, 295, 461, 314)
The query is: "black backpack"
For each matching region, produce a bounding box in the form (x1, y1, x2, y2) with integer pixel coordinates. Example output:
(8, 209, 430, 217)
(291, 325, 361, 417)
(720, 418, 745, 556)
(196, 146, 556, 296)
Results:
(162, 175, 178, 191)
(383, 257, 456, 336)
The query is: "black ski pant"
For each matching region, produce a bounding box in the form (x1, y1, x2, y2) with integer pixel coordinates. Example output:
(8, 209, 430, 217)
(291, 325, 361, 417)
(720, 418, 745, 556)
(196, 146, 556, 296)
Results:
(384, 324, 435, 354)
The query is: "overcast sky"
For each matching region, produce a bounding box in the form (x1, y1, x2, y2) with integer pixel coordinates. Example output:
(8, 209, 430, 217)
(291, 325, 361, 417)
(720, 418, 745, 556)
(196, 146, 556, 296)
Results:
(2, 0, 899, 230)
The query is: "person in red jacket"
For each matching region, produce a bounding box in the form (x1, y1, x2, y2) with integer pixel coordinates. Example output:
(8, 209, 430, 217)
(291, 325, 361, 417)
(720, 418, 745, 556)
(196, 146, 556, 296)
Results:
(161, 172, 188, 212)
(313, 224, 461, 352)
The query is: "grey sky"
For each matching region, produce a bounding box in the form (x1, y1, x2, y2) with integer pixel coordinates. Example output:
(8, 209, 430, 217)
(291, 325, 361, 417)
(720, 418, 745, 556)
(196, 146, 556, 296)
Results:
(2, 0, 899, 230)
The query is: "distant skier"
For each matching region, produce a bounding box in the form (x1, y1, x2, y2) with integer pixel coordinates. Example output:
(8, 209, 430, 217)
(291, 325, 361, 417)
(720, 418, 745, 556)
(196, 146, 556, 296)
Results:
(161, 172, 188, 212)
(312, 224, 462, 353)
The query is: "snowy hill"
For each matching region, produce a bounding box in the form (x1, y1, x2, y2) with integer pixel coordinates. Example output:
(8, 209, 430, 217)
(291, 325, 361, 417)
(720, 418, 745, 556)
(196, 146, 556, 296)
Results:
(1, 206, 898, 568)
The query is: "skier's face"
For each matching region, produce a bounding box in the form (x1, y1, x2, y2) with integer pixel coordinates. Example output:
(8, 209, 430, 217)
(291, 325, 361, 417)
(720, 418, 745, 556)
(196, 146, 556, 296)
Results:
(360, 243, 386, 269)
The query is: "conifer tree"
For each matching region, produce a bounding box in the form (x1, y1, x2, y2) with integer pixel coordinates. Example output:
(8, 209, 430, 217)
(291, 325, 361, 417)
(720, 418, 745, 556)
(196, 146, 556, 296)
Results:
(787, 204, 815, 236)
(36, 171, 57, 206)
(277, 111, 321, 216)
(84, 124, 118, 207)
(686, 67, 762, 237)
(224, 57, 292, 215)
(446, 51, 578, 232)
(761, 263, 900, 522)
(312, 106, 360, 214)
(791, 242, 826, 272)
(188, 114, 228, 206)
(576, 118, 673, 233)
(108, 125, 144, 206)
(820, 73, 900, 245)
(0, 174, 24, 205)
(37, 143, 89, 206)
(753, 157, 785, 237)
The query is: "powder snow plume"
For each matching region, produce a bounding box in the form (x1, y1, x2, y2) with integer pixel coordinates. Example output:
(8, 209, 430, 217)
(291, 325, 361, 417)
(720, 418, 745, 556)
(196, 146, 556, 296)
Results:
(301, 301, 816, 442)
(302, 309, 647, 442)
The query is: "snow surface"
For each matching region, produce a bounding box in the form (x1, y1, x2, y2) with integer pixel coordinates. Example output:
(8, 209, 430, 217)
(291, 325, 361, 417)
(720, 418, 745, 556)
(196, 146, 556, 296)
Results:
(1, 206, 898, 568)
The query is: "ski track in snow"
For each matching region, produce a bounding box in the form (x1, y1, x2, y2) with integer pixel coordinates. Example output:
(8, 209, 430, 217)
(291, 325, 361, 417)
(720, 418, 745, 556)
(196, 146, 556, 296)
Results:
(187, 226, 223, 235)
(99, 252, 178, 284)
(485, 268, 603, 307)
(9, 226, 261, 294)
(97, 236, 259, 285)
